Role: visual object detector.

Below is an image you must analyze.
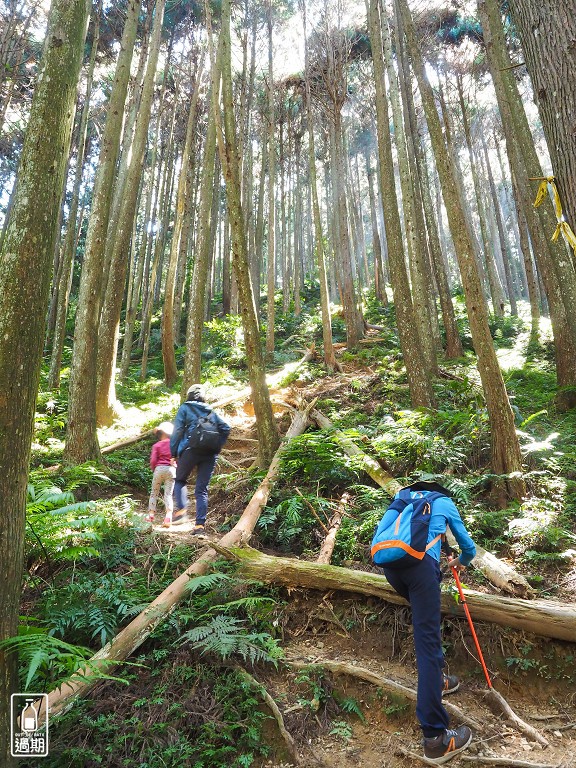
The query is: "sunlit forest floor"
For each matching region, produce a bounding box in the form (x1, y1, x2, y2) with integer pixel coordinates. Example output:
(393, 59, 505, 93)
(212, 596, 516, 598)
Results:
(21, 298, 576, 767)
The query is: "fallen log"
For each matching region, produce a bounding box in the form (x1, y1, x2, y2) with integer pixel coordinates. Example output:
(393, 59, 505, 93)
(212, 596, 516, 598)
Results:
(316, 492, 348, 565)
(211, 546, 576, 643)
(310, 409, 534, 598)
(39, 406, 313, 723)
(286, 659, 482, 732)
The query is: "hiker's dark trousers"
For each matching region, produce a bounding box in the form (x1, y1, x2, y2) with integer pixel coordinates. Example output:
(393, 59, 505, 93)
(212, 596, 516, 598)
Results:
(383, 554, 450, 737)
(174, 448, 217, 525)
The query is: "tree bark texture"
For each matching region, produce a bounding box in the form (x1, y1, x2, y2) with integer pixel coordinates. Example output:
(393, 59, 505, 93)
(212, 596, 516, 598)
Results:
(398, 0, 524, 493)
(508, 0, 576, 230)
(64, 0, 140, 462)
(182, 73, 219, 392)
(230, 548, 574, 642)
(162, 65, 203, 388)
(95, 0, 166, 426)
(0, 1, 88, 761)
(216, 0, 280, 466)
(478, 0, 576, 407)
(366, 0, 435, 409)
(48, 3, 100, 390)
(301, 0, 338, 373)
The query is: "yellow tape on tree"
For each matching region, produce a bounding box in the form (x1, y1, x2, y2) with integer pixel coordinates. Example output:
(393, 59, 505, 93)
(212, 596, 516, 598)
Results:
(533, 176, 576, 256)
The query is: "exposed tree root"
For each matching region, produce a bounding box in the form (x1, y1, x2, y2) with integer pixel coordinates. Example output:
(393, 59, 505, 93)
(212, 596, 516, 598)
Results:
(286, 658, 483, 731)
(484, 688, 549, 747)
(462, 759, 561, 768)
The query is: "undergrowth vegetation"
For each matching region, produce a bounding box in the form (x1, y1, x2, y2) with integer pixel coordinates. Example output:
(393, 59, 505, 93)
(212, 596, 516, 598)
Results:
(11, 298, 576, 765)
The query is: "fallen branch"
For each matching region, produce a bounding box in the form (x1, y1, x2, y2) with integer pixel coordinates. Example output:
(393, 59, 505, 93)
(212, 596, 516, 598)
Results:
(295, 488, 329, 533)
(462, 759, 560, 768)
(286, 659, 482, 731)
(311, 409, 534, 598)
(39, 405, 313, 723)
(212, 546, 576, 643)
(235, 667, 301, 765)
(483, 688, 549, 747)
(316, 492, 348, 564)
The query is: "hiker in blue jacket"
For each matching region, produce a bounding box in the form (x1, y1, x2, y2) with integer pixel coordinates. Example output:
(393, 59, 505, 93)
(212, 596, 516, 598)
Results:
(170, 384, 230, 533)
(374, 481, 476, 764)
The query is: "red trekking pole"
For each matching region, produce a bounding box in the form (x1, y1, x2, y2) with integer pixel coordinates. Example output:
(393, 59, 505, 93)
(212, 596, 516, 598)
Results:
(450, 566, 493, 689)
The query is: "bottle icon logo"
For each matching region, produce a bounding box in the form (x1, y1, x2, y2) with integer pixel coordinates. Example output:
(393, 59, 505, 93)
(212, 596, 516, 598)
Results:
(10, 693, 48, 757)
(21, 699, 39, 733)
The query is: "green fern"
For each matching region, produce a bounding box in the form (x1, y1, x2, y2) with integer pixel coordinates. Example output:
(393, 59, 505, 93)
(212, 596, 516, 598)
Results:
(0, 629, 125, 692)
(181, 616, 283, 666)
(185, 572, 232, 594)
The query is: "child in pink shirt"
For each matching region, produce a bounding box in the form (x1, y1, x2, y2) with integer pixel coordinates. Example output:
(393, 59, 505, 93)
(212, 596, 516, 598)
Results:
(148, 422, 176, 528)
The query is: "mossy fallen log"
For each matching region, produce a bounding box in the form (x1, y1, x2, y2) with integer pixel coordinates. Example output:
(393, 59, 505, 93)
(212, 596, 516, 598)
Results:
(215, 545, 576, 643)
(311, 409, 534, 598)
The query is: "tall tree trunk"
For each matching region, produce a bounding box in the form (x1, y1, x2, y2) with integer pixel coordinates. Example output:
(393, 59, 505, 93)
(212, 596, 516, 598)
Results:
(140, 137, 176, 381)
(213, 0, 280, 466)
(182, 69, 220, 392)
(333, 108, 364, 348)
(383, 3, 437, 371)
(265, 0, 276, 358)
(300, 0, 337, 372)
(364, 146, 386, 303)
(48, 1, 100, 390)
(413, 131, 463, 358)
(162, 64, 203, 387)
(253, 134, 267, 306)
(455, 74, 505, 316)
(508, 0, 576, 230)
(480, 132, 517, 315)
(64, 0, 140, 462)
(95, 0, 166, 426)
(366, 0, 435, 408)
(398, 0, 524, 495)
(119, 122, 161, 380)
(0, 2, 88, 762)
(478, 0, 576, 409)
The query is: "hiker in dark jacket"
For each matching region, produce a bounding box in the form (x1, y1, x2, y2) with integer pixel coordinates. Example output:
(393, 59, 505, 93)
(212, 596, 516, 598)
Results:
(170, 384, 230, 533)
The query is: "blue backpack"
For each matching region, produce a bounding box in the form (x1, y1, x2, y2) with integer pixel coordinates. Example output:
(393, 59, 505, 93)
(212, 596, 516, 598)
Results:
(371, 487, 446, 568)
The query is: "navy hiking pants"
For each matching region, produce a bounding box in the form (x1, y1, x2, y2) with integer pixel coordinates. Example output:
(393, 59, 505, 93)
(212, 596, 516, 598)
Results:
(383, 554, 449, 737)
(174, 448, 217, 525)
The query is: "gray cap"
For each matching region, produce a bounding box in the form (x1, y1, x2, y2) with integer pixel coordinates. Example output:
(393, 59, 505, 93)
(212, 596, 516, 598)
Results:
(186, 384, 206, 402)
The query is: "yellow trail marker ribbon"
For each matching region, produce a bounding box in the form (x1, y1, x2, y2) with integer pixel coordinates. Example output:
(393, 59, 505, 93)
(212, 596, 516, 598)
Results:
(532, 176, 576, 257)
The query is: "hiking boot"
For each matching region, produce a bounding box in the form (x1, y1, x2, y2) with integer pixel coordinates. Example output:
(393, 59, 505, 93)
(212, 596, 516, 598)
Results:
(191, 524, 205, 535)
(423, 726, 472, 764)
(172, 511, 188, 525)
(442, 674, 460, 696)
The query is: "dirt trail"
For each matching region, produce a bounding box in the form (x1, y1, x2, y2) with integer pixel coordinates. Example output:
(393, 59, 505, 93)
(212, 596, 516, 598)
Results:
(138, 373, 576, 767)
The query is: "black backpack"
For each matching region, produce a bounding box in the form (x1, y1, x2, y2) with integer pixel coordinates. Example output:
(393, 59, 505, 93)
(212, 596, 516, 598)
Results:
(186, 410, 221, 453)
